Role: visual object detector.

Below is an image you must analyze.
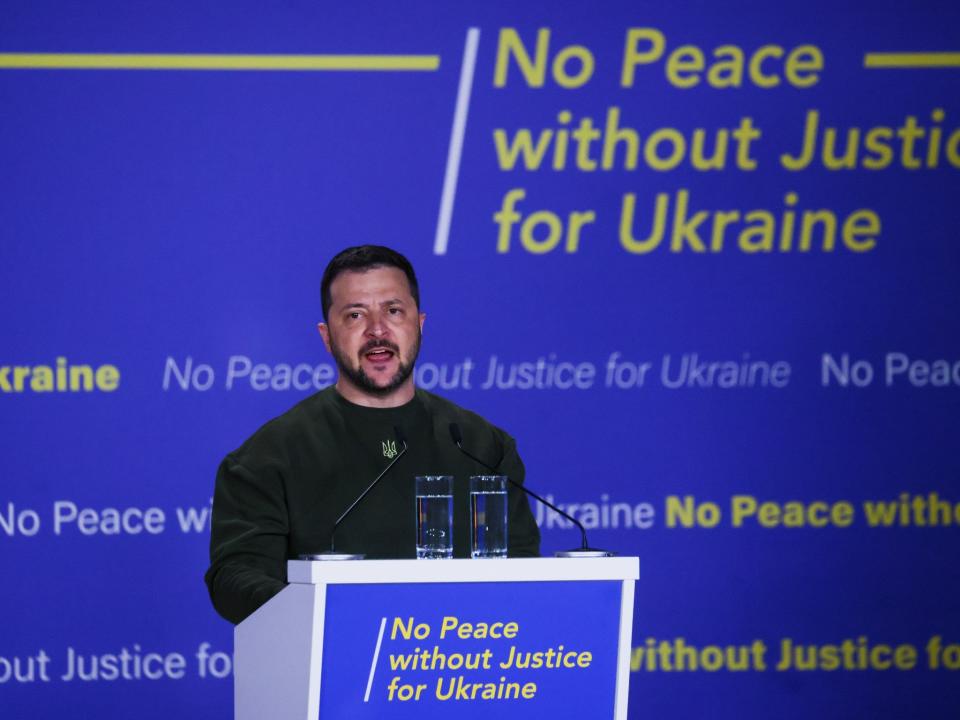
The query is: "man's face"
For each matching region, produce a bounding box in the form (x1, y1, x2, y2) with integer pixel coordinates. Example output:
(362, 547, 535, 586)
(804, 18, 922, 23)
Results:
(318, 266, 425, 401)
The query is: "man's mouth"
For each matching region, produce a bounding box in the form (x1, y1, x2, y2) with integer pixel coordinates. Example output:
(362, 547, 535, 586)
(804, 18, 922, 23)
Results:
(362, 344, 398, 364)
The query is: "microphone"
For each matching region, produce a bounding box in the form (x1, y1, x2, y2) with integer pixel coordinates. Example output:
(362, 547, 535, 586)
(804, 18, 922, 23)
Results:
(302, 425, 408, 561)
(449, 423, 614, 558)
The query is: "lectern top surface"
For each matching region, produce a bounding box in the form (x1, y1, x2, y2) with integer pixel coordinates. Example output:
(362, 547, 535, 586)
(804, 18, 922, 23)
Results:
(287, 556, 639, 585)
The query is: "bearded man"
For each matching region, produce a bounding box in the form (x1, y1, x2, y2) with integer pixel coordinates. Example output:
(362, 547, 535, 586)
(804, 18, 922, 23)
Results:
(205, 245, 540, 624)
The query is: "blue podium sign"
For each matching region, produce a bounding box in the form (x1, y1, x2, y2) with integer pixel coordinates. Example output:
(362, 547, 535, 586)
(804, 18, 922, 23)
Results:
(319, 580, 620, 719)
(234, 558, 639, 720)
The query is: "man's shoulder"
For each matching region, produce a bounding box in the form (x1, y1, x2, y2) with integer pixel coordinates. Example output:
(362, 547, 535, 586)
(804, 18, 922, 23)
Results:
(227, 387, 339, 461)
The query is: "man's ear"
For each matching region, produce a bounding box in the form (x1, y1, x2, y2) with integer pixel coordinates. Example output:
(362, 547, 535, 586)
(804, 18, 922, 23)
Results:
(317, 322, 332, 354)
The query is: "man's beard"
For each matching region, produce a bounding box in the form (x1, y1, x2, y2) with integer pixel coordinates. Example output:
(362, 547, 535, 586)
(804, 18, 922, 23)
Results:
(330, 329, 421, 398)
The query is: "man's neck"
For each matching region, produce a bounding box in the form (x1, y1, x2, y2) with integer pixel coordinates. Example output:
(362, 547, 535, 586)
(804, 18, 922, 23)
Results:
(334, 378, 416, 408)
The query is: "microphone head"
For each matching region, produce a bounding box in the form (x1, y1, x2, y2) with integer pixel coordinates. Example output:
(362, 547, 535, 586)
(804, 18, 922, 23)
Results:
(449, 422, 463, 446)
(393, 425, 408, 449)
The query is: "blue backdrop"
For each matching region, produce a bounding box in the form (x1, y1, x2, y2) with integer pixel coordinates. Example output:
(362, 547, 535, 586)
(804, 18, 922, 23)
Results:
(2, 1, 958, 718)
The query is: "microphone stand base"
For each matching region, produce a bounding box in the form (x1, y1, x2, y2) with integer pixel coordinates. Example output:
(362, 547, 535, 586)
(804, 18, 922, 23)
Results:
(299, 552, 365, 561)
(554, 548, 616, 558)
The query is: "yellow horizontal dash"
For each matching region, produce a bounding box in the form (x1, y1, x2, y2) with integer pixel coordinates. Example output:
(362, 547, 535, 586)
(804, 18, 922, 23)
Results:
(0, 52, 440, 71)
(864, 52, 960, 69)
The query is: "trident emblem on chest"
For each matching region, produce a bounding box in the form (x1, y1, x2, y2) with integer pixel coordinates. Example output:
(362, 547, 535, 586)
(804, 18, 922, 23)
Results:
(382, 439, 398, 459)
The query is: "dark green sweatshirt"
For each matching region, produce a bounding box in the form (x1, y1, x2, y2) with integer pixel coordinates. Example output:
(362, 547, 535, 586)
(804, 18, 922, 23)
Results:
(205, 387, 540, 624)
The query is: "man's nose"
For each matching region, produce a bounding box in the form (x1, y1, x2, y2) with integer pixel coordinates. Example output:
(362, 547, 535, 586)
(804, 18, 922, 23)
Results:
(365, 313, 388, 337)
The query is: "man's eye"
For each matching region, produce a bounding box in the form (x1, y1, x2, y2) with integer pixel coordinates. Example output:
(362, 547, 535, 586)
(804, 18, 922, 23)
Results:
(388, 307, 402, 315)
(348, 312, 361, 320)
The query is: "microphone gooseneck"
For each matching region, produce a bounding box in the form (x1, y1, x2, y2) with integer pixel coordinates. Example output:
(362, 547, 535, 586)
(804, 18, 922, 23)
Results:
(327, 425, 408, 553)
(449, 423, 613, 557)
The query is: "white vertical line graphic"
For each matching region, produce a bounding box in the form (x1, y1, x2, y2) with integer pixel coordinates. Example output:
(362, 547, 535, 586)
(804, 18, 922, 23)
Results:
(433, 27, 480, 255)
(363, 617, 388, 703)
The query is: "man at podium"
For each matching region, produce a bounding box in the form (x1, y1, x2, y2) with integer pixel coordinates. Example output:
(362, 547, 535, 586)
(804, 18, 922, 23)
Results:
(205, 245, 540, 623)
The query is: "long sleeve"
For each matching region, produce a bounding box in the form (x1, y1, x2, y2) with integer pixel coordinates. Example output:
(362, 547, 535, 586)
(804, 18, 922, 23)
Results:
(204, 455, 289, 624)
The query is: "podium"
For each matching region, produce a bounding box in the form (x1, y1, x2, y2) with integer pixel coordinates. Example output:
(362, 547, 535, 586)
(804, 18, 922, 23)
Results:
(235, 557, 639, 720)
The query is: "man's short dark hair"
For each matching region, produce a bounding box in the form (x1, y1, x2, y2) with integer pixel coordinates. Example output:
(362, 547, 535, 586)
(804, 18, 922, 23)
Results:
(321, 245, 420, 320)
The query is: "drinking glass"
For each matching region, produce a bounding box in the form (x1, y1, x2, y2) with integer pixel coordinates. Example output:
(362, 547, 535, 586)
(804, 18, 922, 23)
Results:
(415, 475, 454, 559)
(470, 475, 508, 558)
